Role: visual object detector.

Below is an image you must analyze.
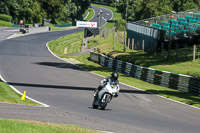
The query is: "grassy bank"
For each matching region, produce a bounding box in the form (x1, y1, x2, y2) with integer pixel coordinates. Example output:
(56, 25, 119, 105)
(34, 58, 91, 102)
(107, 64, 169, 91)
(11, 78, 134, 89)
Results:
(90, 3, 200, 77)
(87, 31, 200, 77)
(0, 78, 39, 105)
(48, 32, 84, 55)
(85, 8, 95, 21)
(48, 32, 99, 55)
(0, 119, 99, 133)
(0, 20, 12, 27)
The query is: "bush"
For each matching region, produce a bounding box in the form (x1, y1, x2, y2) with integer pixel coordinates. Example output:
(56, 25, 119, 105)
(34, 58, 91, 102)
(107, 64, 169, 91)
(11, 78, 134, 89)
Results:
(0, 20, 12, 27)
(116, 19, 127, 31)
(0, 14, 12, 22)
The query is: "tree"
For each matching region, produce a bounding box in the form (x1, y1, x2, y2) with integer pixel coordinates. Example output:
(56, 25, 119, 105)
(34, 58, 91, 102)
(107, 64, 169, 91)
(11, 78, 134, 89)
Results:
(117, 0, 200, 21)
(40, 0, 64, 23)
(58, 0, 77, 24)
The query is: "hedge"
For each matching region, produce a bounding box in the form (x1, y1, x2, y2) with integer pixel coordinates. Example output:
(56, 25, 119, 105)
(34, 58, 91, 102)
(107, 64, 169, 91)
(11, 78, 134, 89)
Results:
(0, 14, 12, 22)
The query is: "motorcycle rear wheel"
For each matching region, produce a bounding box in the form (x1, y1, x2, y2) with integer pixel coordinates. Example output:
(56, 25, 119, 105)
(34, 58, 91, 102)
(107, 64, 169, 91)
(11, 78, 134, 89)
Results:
(92, 99, 98, 109)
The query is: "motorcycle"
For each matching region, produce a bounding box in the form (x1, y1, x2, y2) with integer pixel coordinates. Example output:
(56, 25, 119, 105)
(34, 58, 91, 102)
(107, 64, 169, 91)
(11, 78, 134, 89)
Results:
(92, 80, 119, 110)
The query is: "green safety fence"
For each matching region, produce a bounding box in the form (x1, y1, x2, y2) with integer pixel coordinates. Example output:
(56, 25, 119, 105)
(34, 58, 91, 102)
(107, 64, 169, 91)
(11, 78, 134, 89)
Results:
(12, 24, 20, 27)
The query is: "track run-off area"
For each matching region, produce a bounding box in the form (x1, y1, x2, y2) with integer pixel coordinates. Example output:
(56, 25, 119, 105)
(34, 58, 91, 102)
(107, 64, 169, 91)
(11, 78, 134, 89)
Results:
(0, 6, 200, 133)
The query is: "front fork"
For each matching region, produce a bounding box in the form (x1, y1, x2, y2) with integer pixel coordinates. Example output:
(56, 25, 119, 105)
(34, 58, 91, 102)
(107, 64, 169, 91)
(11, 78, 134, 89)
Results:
(101, 94, 112, 103)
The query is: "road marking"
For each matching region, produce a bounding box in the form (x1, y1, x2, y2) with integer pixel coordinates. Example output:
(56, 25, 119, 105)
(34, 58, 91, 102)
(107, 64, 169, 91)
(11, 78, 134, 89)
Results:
(0, 74, 49, 107)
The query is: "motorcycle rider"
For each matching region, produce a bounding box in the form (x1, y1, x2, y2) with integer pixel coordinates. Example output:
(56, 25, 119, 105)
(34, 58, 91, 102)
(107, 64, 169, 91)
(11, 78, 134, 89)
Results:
(94, 72, 120, 100)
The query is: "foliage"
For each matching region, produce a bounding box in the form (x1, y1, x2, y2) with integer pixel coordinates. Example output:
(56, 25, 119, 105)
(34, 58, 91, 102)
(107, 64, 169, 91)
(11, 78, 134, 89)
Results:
(0, 14, 12, 22)
(117, 0, 200, 21)
(115, 18, 126, 31)
(0, 0, 91, 24)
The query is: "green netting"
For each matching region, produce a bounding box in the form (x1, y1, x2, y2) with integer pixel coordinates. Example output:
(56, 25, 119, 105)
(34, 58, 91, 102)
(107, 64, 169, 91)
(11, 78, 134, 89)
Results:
(12, 24, 20, 27)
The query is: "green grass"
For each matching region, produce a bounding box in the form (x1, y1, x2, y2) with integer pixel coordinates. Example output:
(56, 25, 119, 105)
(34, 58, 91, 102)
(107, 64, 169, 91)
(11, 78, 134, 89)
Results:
(90, 4, 200, 77)
(48, 32, 84, 55)
(0, 20, 12, 27)
(85, 8, 95, 21)
(50, 27, 76, 31)
(0, 79, 39, 105)
(0, 119, 99, 133)
(86, 32, 200, 77)
(48, 31, 99, 55)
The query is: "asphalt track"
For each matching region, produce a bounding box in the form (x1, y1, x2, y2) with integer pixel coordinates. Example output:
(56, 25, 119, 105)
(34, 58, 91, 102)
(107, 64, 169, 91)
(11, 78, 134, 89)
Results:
(0, 6, 200, 133)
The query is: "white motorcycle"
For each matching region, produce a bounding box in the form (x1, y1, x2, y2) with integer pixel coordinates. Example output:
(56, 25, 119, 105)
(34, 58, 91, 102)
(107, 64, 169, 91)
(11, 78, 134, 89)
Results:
(92, 80, 119, 110)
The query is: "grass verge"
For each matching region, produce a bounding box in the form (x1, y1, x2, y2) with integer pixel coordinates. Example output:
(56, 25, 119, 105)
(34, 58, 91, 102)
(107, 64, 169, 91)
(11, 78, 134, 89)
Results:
(85, 8, 95, 21)
(0, 119, 99, 133)
(50, 26, 76, 31)
(0, 20, 12, 27)
(0, 78, 39, 105)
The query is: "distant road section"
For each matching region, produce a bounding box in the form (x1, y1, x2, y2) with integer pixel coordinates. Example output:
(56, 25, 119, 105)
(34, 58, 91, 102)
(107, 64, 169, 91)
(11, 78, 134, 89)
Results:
(0, 27, 19, 40)
(90, 5, 113, 27)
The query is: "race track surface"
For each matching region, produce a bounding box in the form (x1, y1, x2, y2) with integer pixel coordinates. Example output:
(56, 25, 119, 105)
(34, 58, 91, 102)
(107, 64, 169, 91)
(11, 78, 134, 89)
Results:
(0, 6, 200, 133)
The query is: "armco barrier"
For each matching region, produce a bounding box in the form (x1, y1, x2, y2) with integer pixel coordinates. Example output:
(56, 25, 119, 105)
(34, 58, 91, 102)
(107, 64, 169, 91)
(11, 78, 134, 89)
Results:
(90, 52, 200, 96)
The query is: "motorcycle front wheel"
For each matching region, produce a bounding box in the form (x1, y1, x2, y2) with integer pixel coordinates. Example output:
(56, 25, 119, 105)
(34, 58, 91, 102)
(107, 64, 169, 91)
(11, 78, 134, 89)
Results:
(100, 95, 110, 110)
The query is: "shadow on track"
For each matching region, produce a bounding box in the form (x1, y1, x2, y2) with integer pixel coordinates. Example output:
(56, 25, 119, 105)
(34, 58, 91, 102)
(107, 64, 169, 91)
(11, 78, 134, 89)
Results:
(7, 82, 151, 95)
(88, 107, 112, 111)
(7, 82, 94, 91)
(34, 62, 85, 71)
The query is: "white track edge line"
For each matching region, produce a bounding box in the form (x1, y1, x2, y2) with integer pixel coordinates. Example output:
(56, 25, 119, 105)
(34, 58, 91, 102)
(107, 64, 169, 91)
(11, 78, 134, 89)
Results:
(46, 43, 200, 110)
(0, 74, 49, 107)
(88, 8, 95, 22)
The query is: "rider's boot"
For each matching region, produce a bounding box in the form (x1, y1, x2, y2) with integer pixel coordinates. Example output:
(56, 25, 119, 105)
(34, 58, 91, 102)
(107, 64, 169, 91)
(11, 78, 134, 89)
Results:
(94, 86, 103, 101)
(94, 89, 99, 101)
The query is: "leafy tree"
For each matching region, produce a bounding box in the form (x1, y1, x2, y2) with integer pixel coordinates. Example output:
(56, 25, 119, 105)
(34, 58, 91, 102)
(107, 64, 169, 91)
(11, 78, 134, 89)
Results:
(40, 0, 64, 23)
(117, 0, 200, 21)
(141, 0, 173, 19)
(57, 0, 77, 24)
(0, 0, 19, 18)
(0, 0, 90, 24)
(116, 18, 126, 31)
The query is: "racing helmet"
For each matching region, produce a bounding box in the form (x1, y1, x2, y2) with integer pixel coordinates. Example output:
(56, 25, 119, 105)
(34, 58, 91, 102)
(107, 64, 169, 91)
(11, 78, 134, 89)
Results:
(111, 72, 118, 81)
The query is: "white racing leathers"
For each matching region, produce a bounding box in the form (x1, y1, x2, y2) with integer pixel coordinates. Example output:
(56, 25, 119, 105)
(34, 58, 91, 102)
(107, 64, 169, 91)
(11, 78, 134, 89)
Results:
(92, 78, 120, 110)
